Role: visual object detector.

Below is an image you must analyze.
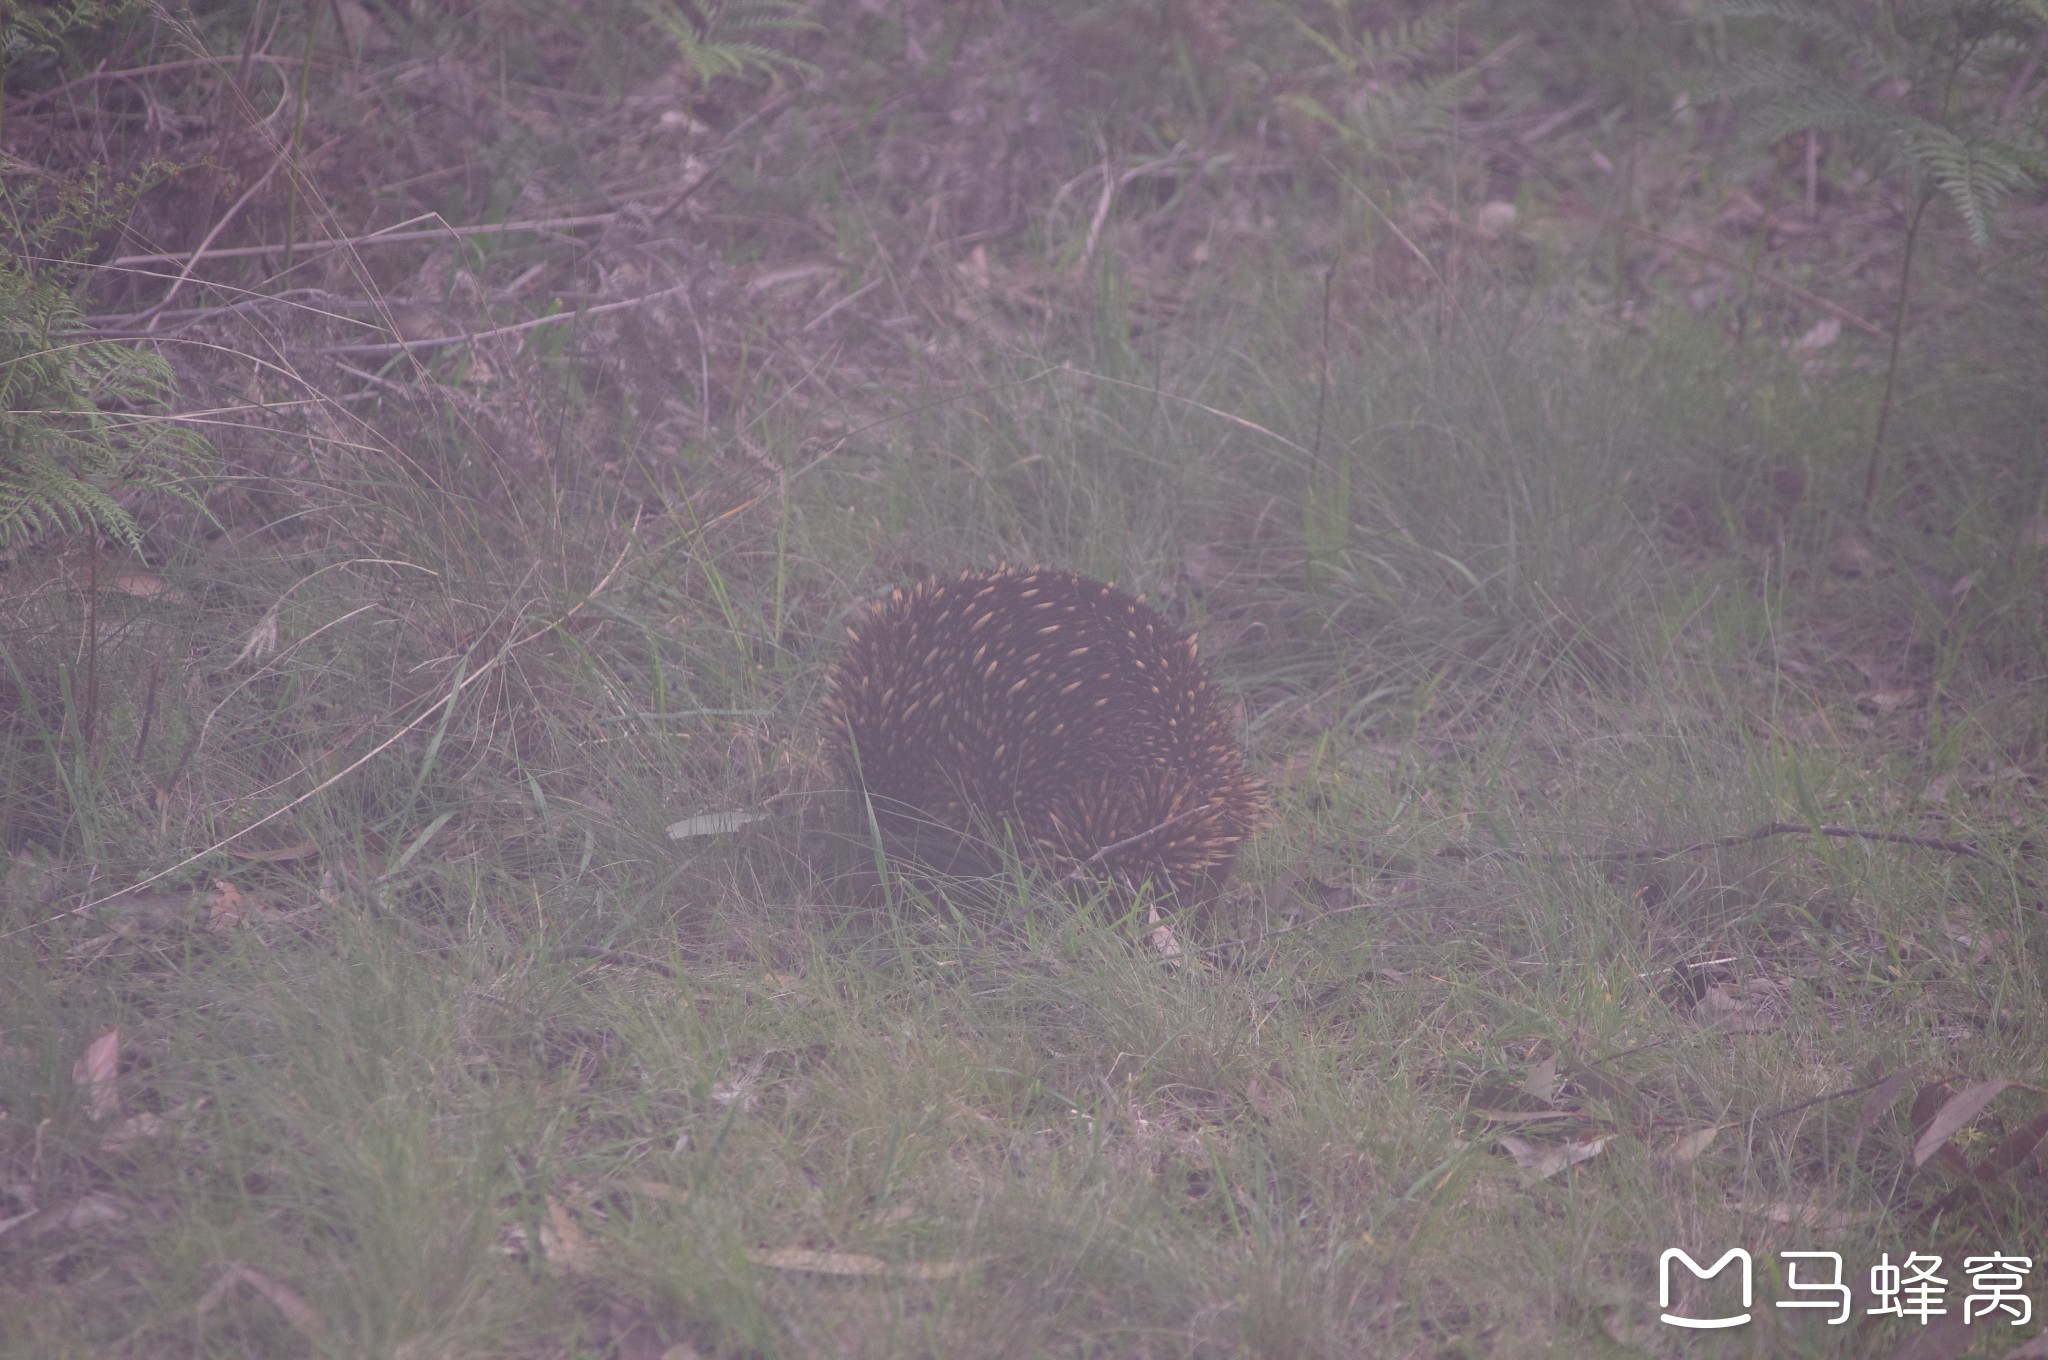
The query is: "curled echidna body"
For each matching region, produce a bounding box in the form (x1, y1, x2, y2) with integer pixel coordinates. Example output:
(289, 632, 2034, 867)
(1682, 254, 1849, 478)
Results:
(825, 566, 1261, 900)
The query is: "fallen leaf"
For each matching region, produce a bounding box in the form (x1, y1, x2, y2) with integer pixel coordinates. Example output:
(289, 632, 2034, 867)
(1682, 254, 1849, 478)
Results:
(73, 1029, 121, 1120)
(28, 1192, 126, 1234)
(1859, 686, 1919, 715)
(622, 1179, 690, 1205)
(1847, 1070, 1913, 1165)
(1913, 1079, 2014, 1167)
(101, 1111, 166, 1153)
(1791, 317, 1841, 351)
(227, 841, 320, 863)
(746, 1247, 978, 1280)
(1827, 534, 1885, 576)
(539, 1193, 598, 1274)
(1656, 1124, 1726, 1168)
(1727, 1200, 1875, 1229)
(1497, 1134, 1610, 1180)
(1972, 1108, 2048, 1178)
(666, 811, 769, 839)
(195, 1261, 324, 1339)
(110, 573, 187, 602)
(233, 607, 280, 665)
(206, 881, 247, 930)
(1520, 1055, 1560, 1105)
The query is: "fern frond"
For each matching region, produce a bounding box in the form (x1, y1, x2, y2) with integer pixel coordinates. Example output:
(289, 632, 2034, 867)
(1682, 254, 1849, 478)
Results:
(1898, 124, 2038, 245)
(0, 267, 211, 554)
(631, 0, 817, 87)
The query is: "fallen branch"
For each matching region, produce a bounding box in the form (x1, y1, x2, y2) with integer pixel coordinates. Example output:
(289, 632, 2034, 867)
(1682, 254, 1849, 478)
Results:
(109, 213, 619, 268)
(1436, 820, 2003, 865)
(315, 280, 695, 356)
(1549, 202, 1887, 339)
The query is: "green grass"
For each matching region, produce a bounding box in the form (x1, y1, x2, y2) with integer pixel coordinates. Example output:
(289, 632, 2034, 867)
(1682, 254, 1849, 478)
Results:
(6, 287, 2044, 1356)
(4, 0, 2047, 1355)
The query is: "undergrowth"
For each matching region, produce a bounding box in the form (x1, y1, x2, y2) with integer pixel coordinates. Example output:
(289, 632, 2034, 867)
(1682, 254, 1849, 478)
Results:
(2, 1, 2045, 1357)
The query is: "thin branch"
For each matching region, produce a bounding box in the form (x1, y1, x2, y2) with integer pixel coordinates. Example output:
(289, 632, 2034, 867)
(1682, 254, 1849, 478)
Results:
(315, 279, 696, 356)
(2, 55, 305, 114)
(1437, 821, 2037, 892)
(138, 141, 296, 327)
(1551, 201, 1888, 338)
(109, 213, 620, 268)
(17, 525, 642, 935)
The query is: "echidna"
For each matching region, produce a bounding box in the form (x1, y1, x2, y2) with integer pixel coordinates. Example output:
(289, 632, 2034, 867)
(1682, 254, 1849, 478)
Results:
(824, 566, 1262, 900)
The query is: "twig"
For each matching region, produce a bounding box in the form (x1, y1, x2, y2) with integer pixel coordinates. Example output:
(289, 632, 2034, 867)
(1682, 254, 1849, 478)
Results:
(314, 279, 695, 356)
(1517, 96, 1596, 146)
(109, 213, 619, 268)
(138, 140, 294, 327)
(1436, 820, 1994, 863)
(1550, 202, 1887, 338)
(16, 527, 642, 935)
(801, 277, 881, 333)
(2, 55, 305, 114)
(1206, 899, 1378, 953)
(1080, 132, 1116, 272)
(1751, 1071, 1904, 1126)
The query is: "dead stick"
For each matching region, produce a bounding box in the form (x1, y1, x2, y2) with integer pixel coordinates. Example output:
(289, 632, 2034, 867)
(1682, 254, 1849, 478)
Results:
(1435, 821, 2000, 864)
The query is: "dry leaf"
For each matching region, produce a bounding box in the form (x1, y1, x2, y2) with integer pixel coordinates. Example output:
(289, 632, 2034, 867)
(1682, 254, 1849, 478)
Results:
(110, 573, 186, 602)
(1520, 1055, 1560, 1105)
(1657, 1125, 1725, 1168)
(227, 841, 320, 863)
(72, 1029, 121, 1121)
(1827, 534, 1885, 576)
(622, 1179, 690, 1205)
(749, 1247, 891, 1276)
(206, 881, 247, 930)
(233, 607, 280, 665)
(196, 1262, 324, 1339)
(1698, 980, 1785, 1032)
(540, 1193, 598, 1274)
(1847, 1070, 1913, 1166)
(1791, 317, 1841, 351)
(666, 811, 769, 839)
(1972, 1108, 2048, 1178)
(1727, 1200, 1875, 1230)
(101, 1111, 166, 1153)
(28, 1192, 126, 1234)
(1858, 686, 1919, 715)
(1914, 1079, 2016, 1166)
(1497, 1134, 1610, 1180)
(1146, 903, 1183, 965)
(746, 1247, 977, 1280)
